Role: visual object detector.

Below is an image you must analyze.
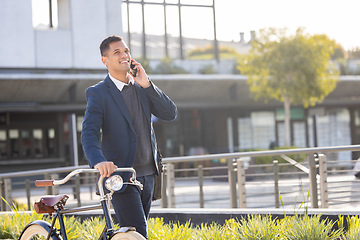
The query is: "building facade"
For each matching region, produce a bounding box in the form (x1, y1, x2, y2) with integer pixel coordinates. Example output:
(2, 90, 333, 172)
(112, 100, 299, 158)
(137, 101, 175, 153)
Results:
(1, 0, 360, 173)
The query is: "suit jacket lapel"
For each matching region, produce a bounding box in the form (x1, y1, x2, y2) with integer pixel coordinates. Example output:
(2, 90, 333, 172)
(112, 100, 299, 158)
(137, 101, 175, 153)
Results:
(104, 76, 136, 133)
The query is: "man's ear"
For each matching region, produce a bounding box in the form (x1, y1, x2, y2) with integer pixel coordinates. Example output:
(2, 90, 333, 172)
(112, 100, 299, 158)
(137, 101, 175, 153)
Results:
(101, 56, 107, 65)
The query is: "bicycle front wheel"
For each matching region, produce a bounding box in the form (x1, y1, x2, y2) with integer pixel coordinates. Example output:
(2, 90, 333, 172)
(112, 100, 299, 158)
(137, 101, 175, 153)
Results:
(19, 221, 60, 240)
(110, 231, 146, 240)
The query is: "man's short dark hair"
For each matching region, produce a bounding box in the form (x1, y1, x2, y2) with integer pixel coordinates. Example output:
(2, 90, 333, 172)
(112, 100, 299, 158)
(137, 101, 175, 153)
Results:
(100, 35, 123, 56)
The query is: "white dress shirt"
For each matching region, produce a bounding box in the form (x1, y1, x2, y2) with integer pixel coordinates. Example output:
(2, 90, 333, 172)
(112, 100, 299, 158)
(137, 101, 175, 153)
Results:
(108, 73, 135, 91)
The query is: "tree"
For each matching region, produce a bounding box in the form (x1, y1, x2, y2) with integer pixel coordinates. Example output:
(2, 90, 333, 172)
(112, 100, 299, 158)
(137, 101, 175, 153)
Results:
(238, 28, 339, 146)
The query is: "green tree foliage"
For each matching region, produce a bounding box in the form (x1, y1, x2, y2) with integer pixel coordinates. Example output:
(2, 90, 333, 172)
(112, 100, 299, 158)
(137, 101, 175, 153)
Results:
(238, 28, 339, 145)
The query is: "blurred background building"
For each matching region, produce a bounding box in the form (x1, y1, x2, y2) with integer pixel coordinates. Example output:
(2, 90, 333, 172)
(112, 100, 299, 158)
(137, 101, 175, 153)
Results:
(1, 0, 360, 173)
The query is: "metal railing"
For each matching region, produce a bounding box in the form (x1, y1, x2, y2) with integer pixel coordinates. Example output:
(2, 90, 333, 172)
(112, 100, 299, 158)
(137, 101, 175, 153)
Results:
(1, 144, 360, 211)
(160, 144, 360, 209)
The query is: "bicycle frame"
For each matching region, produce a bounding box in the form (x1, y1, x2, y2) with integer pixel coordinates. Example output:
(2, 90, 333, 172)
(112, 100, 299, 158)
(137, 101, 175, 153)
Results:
(33, 168, 141, 240)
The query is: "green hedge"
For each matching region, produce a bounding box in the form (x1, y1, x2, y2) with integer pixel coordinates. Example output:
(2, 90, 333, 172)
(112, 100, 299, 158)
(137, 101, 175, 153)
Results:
(2, 210, 360, 239)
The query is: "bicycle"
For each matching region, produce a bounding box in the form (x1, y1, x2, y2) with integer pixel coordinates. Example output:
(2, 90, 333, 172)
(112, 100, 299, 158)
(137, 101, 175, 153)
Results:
(19, 168, 146, 240)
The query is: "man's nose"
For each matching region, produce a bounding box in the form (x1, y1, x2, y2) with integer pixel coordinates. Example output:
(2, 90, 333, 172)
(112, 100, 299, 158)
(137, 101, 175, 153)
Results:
(119, 52, 128, 58)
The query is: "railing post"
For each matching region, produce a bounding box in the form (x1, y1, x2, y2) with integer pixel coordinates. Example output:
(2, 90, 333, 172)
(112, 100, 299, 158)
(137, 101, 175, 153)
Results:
(228, 158, 237, 208)
(308, 154, 319, 208)
(45, 173, 52, 195)
(237, 158, 246, 208)
(88, 173, 95, 200)
(273, 160, 280, 208)
(75, 175, 81, 207)
(166, 163, 175, 208)
(26, 179, 31, 211)
(198, 165, 204, 208)
(0, 179, 2, 211)
(161, 170, 167, 208)
(318, 154, 329, 208)
(1, 178, 12, 211)
(50, 174, 59, 195)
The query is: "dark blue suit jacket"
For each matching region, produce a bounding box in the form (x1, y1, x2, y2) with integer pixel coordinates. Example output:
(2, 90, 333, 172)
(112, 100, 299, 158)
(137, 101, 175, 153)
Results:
(81, 75, 177, 183)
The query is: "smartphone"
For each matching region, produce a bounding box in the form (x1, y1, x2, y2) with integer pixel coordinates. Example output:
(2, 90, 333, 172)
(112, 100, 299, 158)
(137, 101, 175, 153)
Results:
(130, 59, 138, 77)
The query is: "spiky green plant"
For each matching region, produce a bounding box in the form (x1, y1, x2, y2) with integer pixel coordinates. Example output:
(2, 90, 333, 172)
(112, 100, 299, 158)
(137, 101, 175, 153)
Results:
(0, 198, 46, 239)
(53, 215, 81, 239)
(223, 218, 241, 239)
(76, 216, 107, 240)
(148, 217, 169, 240)
(282, 214, 343, 240)
(197, 222, 226, 240)
(168, 220, 195, 240)
(345, 215, 360, 240)
(237, 214, 281, 240)
(148, 218, 195, 239)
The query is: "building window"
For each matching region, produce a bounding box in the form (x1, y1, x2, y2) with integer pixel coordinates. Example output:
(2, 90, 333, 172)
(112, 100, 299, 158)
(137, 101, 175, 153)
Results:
(32, 0, 58, 29)
(312, 108, 351, 162)
(33, 129, 44, 157)
(47, 128, 56, 157)
(238, 111, 276, 150)
(0, 130, 7, 159)
(9, 129, 20, 158)
(21, 130, 32, 157)
(0, 128, 56, 160)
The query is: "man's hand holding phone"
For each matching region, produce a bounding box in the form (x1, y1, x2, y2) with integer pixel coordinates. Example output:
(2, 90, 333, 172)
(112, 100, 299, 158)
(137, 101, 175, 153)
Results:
(129, 59, 151, 88)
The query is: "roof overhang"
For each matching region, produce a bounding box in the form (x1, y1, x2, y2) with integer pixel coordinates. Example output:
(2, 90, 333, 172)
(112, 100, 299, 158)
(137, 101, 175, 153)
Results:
(1, 73, 360, 112)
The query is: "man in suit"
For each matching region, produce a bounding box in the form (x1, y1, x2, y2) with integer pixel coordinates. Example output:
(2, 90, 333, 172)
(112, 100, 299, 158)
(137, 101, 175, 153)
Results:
(81, 35, 177, 238)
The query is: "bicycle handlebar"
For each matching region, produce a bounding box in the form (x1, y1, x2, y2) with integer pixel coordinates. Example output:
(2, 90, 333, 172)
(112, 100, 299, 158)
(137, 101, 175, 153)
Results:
(35, 168, 138, 188)
(35, 180, 54, 187)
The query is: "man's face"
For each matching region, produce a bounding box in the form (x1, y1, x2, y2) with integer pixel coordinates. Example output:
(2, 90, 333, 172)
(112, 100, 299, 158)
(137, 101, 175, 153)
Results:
(102, 40, 131, 74)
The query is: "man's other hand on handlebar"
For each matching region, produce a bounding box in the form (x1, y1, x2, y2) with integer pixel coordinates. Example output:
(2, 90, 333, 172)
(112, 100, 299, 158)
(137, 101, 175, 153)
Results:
(94, 161, 118, 177)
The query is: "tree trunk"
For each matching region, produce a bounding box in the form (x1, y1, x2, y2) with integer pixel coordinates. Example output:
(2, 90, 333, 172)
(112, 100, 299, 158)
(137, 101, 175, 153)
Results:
(284, 98, 291, 146)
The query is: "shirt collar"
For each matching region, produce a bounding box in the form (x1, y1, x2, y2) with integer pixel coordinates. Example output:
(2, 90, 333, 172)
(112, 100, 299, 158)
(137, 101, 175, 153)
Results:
(108, 73, 135, 91)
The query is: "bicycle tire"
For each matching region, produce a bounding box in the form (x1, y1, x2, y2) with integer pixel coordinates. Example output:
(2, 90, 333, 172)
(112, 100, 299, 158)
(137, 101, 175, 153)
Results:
(110, 231, 146, 240)
(19, 222, 60, 240)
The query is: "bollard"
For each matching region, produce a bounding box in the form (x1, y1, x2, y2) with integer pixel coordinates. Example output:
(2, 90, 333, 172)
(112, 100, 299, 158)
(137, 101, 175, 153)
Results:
(237, 159, 246, 208)
(228, 158, 237, 208)
(166, 163, 175, 208)
(26, 179, 31, 211)
(273, 160, 280, 208)
(198, 165, 204, 208)
(308, 154, 319, 208)
(318, 154, 329, 208)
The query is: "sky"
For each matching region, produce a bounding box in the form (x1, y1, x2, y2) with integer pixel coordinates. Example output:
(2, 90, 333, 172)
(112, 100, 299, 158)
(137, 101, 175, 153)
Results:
(122, 0, 360, 50)
(32, 0, 360, 50)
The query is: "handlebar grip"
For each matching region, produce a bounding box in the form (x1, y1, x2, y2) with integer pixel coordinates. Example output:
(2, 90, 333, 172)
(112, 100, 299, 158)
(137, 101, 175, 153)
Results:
(35, 180, 54, 187)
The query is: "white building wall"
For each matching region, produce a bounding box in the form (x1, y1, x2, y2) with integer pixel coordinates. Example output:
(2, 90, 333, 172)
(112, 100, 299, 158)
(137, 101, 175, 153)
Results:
(0, 0, 36, 67)
(35, 30, 73, 68)
(0, 0, 124, 69)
